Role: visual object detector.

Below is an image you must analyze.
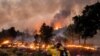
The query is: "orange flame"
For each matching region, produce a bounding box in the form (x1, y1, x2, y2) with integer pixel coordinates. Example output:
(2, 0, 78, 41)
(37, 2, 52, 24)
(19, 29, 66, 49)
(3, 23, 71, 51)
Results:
(66, 44, 96, 50)
(54, 22, 62, 30)
(0, 39, 97, 51)
(1, 40, 10, 44)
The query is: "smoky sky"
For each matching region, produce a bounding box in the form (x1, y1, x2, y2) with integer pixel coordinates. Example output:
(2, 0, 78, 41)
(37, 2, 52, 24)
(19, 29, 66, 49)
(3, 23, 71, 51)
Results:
(0, 0, 99, 31)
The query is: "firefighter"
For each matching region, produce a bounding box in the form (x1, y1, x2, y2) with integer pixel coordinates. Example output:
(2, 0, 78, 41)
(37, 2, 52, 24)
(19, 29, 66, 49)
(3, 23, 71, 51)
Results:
(47, 43, 70, 56)
(47, 44, 60, 56)
(55, 43, 70, 56)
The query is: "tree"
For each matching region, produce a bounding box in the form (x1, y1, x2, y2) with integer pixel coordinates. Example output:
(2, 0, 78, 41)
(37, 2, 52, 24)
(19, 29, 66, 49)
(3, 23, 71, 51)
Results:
(73, 2, 100, 44)
(65, 24, 81, 44)
(8, 27, 17, 37)
(40, 23, 54, 44)
(34, 33, 40, 43)
(66, 24, 76, 44)
(0, 27, 23, 40)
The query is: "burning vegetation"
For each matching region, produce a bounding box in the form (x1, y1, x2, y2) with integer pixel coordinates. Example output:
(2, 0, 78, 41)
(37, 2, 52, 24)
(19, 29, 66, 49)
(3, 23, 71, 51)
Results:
(0, 2, 100, 56)
(0, 39, 97, 51)
(0, 20, 97, 53)
(53, 22, 62, 30)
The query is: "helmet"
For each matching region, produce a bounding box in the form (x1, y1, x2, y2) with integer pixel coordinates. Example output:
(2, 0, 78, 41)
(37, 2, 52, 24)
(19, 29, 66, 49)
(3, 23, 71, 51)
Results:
(56, 43, 62, 48)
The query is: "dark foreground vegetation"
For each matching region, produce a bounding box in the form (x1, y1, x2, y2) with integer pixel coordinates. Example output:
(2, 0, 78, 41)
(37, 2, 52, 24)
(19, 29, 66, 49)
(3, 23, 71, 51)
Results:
(0, 47, 100, 56)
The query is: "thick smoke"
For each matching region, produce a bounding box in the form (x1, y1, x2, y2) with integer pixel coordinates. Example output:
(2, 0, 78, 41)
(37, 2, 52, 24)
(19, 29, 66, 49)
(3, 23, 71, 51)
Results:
(51, 0, 99, 27)
(0, 0, 60, 31)
(0, 0, 99, 32)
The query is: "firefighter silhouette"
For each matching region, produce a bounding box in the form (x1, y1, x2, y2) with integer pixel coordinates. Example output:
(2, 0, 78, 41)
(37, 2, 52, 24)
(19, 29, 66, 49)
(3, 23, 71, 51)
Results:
(48, 43, 70, 56)
(56, 43, 70, 56)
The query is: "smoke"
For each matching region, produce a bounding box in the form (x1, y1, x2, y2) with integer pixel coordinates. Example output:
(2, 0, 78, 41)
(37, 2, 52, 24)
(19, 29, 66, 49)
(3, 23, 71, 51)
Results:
(0, 0, 99, 32)
(0, 0, 60, 31)
(51, 0, 99, 27)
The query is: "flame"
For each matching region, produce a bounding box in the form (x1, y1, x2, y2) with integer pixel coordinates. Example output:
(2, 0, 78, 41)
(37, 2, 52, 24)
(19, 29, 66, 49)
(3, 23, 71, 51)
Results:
(29, 43, 36, 50)
(66, 44, 96, 50)
(54, 22, 62, 30)
(0, 39, 97, 51)
(1, 40, 10, 44)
